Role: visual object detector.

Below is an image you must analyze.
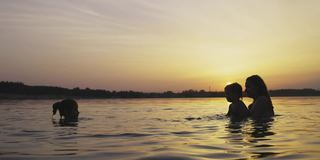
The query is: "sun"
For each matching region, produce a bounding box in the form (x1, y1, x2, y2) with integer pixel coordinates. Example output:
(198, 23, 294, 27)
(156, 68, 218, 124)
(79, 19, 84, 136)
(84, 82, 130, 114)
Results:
(226, 82, 232, 85)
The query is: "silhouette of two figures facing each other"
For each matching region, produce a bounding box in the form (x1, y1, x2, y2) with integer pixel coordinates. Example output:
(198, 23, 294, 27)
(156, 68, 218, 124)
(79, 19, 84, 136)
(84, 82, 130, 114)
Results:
(225, 75, 275, 121)
(52, 99, 79, 122)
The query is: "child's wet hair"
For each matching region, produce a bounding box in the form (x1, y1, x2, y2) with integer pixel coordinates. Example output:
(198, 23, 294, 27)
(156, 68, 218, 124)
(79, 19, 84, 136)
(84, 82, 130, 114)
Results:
(225, 83, 243, 98)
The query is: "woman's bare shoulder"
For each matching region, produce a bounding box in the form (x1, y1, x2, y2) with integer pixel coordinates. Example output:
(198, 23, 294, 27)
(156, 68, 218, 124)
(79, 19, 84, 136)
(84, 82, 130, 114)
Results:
(254, 96, 272, 107)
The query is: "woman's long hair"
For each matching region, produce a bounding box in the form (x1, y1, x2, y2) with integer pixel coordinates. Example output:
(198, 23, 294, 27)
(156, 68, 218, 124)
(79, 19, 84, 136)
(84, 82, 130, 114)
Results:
(246, 75, 272, 104)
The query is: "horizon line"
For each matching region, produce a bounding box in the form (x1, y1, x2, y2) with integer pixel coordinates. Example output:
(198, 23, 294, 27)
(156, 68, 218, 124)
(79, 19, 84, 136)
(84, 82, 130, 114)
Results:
(1, 81, 319, 93)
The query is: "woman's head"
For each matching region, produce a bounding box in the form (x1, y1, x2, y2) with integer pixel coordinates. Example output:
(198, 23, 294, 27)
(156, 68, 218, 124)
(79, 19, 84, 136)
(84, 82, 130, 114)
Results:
(224, 83, 243, 102)
(245, 75, 270, 99)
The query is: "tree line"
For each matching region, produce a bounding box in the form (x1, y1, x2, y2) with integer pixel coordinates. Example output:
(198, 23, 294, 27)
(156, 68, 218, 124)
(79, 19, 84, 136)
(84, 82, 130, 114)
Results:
(0, 81, 319, 99)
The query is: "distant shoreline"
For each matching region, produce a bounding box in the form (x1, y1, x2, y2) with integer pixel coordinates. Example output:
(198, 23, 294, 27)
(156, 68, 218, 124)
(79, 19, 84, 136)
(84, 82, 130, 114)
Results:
(0, 94, 320, 100)
(1, 81, 319, 99)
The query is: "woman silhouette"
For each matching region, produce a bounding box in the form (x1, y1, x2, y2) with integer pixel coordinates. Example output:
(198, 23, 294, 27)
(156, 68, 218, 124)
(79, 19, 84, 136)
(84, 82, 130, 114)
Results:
(245, 75, 274, 118)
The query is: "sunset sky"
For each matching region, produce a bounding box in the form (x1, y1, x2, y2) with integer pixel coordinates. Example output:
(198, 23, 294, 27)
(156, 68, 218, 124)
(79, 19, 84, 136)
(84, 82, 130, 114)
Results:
(0, 0, 319, 92)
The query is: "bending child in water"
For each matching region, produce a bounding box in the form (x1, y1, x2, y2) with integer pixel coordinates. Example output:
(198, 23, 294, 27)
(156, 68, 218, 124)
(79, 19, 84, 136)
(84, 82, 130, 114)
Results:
(225, 83, 250, 120)
(52, 99, 79, 122)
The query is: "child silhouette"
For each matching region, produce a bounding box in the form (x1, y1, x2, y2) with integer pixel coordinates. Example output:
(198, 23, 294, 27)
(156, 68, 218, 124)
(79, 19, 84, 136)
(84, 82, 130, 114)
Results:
(225, 83, 250, 120)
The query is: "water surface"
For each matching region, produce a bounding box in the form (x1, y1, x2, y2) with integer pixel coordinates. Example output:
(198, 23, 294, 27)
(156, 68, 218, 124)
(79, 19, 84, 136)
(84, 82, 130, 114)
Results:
(0, 97, 319, 159)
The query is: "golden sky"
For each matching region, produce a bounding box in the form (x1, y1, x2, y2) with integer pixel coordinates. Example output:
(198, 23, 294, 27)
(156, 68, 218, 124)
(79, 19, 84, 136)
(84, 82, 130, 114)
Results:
(0, 0, 319, 91)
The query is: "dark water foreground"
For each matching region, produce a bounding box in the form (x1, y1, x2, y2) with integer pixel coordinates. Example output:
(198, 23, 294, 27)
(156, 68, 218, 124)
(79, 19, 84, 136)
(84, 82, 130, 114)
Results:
(0, 97, 319, 160)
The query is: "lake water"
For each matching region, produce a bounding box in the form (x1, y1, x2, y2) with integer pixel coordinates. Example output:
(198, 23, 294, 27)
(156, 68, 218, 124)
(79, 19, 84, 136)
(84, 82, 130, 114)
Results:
(0, 97, 319, 160)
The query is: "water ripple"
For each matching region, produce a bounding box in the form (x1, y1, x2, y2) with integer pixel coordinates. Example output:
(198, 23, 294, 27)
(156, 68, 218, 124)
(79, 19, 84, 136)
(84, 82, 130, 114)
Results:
(1, 98, 320, 160)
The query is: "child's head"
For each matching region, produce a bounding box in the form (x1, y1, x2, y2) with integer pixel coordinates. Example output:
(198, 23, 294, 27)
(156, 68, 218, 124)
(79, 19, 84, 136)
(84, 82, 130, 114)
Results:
(224, 83, 243, 102)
